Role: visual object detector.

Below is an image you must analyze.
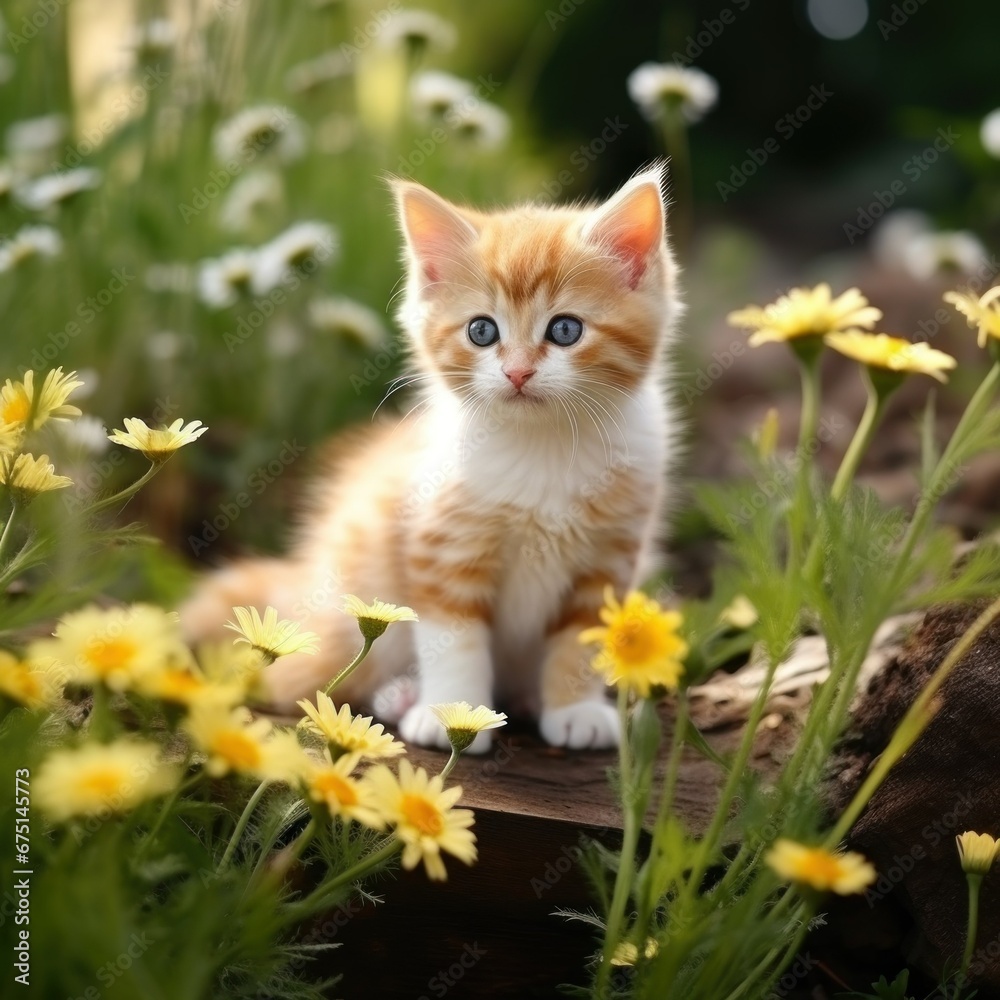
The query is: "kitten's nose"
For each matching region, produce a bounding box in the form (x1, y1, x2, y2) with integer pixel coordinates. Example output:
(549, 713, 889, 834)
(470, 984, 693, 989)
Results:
(503, 367, 535, 391)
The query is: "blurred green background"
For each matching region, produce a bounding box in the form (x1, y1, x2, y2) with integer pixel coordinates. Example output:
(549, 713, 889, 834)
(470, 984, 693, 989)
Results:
(1, 0, 997, 591)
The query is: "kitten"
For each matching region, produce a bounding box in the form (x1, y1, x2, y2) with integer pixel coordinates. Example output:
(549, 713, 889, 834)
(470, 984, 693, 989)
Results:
(182, 165, 682, 752)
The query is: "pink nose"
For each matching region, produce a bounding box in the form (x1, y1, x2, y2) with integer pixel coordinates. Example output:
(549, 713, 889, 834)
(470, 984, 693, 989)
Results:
(503, 367, 535, 391)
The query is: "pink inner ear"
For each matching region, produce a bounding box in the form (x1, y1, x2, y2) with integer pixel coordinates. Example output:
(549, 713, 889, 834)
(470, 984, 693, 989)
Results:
(592, 183, 664, 290)
(398, 186, 475, 286)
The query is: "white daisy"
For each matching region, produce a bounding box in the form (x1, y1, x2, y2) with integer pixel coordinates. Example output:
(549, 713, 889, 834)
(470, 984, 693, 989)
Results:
(196, 248, 257, 309)
(16, 168, 102, 211)
(902, 231, 988, 280)
(377, 9, 457, 55)
(213, 105, 307, 165)
(251, 222, 338, 295)
(0, 226, 63, 272)
(284, 50, 352, 95)
(447, 100, 510, 151)
(410, 70, 473, 121)
(981, 108, 1000, 159)
(309, 296, 388, 350)
(218, 170, 284, 233)
(627, 62, 719, 123)
(5, 114, 66, 156)
(871, 209, 932, 270)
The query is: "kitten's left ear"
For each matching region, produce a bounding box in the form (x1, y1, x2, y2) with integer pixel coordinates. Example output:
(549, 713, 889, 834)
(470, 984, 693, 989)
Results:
(392, 179, 479, 285)
(582, 166, 666, 289)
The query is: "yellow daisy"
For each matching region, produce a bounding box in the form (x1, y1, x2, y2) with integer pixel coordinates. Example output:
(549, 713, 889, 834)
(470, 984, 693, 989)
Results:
(956, 831, 1000, 876)
(135, 661, 244, 709)
(944, 286, 1000, 348)
(0, 453, 73, 499)
(31, 604, 188, 692)
(302, 751, 385, 829)
(342, 594, 418, 641)
(728, 283, 882, 347)
(718, 595, 759, 630)
(0, 650, 61, 709)
(0, 421, 20, 454)
(765, 839, 876, 895)
(429, 702, 507, 752)
(0, 367, 83, 431)
(195, 639, 268, 702)
(225, 605, 320, 661)
(297, 690, 405, 759)
(364, 758, 477, 881)
(184, 705, 305, 781)
(579, 587, 688, 697)
(34, 739, 179, 822)
(824, 331, 957, 383)
(610, 938, 660, 966)
(107, 417, 208, 462)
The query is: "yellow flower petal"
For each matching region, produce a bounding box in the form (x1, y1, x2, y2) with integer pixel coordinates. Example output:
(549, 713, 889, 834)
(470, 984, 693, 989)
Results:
(224, 605, 319, 660)
(944, 286, 1000, 349)
(342, 594, 418, 641)
(824, 331, 957, 382)
(765, 839, 876, 895)
(108, 417, 207, 462)
(297, 690, 405, 759)
(956, 830, 1000, 876)
(728, 284, 881, 346)
(579, 589, 688, 697)
(364, 758, 476, 881)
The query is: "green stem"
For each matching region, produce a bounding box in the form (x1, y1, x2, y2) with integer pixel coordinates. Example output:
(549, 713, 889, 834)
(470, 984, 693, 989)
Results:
(638, 695, 688, 930)
(595, 687, 639, 999)
(322, 637, 374, 696)
(286, 837, 402, 920)
(961, 874, 982, 983)
(826, 593, 1000, 845)
(732, 898, 811, 1000)
(830, 377, 888, 502)
(86, 462, 161, 516)
(138, 769, 202, 858)
(0, 502, 21, 565)
(660, 110, 692, 258)
(218, 779, 270, 873)
(439, 747, 461, 783)
(679, 653, 780, 912)
(890, 361, 1000, 591)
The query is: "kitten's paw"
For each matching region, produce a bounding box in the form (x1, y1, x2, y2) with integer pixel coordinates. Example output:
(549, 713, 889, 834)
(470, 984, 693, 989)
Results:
(540, 700, 621, 750)
(371, 676, 417, 725)
(399, 704, 492, 754)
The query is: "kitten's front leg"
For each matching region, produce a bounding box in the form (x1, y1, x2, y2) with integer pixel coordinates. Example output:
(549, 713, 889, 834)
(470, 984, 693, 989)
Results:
(539, 568, 630, 750)
(399, 616, 494, 753)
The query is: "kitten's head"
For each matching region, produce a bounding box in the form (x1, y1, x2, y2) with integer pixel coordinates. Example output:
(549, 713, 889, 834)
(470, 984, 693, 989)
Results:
(392, 166, 679, 416)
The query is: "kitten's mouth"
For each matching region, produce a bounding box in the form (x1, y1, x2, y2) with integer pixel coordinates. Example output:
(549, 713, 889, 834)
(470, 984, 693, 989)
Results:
(503, 388, 544, 406)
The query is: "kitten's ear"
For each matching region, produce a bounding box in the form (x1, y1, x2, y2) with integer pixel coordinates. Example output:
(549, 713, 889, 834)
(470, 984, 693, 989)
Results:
(582, 167, 666, 289)
(392, 180, 479, 285)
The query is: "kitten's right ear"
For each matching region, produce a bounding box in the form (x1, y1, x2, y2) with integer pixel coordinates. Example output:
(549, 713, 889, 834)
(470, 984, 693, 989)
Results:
(392, 180, 478, 284)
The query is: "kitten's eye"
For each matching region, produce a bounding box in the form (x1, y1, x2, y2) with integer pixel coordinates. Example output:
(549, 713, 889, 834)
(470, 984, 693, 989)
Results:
(468, 316, 500, 347)
(545, 315, 583, 346)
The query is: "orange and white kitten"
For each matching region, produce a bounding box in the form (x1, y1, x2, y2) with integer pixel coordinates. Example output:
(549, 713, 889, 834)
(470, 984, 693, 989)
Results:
(182, 165, 681, 752)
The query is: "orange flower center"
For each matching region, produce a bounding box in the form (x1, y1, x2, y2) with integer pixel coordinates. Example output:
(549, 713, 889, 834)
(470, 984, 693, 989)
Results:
(401, 793, 443, 836)
(610, 618, 659, 664)
(80, 767, 124, 800)
(797, 849, 843, 887)
(85, 637, 139, 674)
(159, 670, 204, 699)
(313, 771, 358, 806)
(2, 394, 30, 425)
(214, 731, 262, 770)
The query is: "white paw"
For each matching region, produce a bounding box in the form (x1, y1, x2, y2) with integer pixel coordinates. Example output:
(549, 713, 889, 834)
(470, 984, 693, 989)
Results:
(539, 700, 621, 750)
(371, 677, 417, 724)
(398, 704, 492, 754)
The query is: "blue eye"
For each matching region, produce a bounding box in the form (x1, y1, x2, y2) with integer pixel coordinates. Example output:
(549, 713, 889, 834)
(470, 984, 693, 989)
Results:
(546, 315, 583, 346)
(468, 316, 500, 347)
